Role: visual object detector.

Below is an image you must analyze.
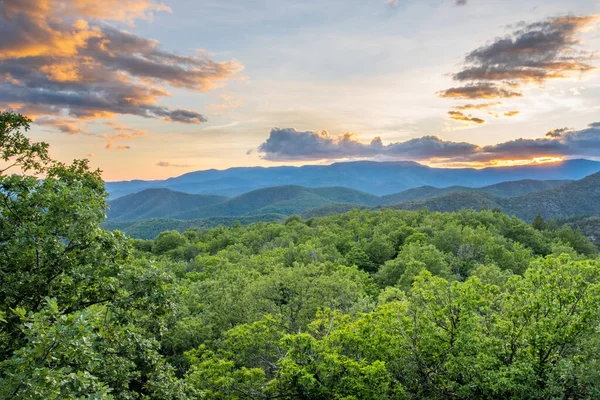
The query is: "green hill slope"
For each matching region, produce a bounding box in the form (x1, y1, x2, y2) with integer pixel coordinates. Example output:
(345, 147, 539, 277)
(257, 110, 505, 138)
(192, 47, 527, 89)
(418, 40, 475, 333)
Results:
(381, 179, 570, 204)
(301, 202, 367, 219)
(388, 173, 600, 222)
(107, 176, 594, 225)
(123, 185, 382, 221)
(388, 191, 503, 213)
(505, 172, 600, 220)
(107, 189, 228, 221)
(102, 214, 285, 239)
(311, 187, 381, 205)
(564, 217, 600, 248)
(481, 179, 570, 197)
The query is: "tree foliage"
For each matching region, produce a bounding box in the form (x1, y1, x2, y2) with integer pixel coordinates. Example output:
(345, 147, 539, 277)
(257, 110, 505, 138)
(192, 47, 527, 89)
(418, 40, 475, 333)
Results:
(2, 111, 600, 398)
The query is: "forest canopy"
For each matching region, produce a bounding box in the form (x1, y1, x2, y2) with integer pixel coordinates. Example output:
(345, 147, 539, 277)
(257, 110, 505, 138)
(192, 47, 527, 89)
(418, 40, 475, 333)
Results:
(1, 111, 600, 399)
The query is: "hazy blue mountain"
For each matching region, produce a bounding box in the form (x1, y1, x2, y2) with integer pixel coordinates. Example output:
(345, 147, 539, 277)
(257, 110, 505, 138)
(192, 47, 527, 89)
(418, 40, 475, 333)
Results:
(105, 159, 600, 199)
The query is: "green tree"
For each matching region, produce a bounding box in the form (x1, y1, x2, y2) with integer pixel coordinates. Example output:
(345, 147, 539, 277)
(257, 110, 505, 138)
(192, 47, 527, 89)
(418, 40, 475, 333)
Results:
(0, 112, 181, 398)
(532, 214, 547, 231)
(153, 230, 188, 255)
(345, 245, 376, 272)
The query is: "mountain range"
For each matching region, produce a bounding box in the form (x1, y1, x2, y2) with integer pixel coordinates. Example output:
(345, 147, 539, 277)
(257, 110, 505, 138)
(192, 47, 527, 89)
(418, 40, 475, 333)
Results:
(104, 161, 600, 239)
(105, 172, 600, 236)
(105, 159, 600, 199)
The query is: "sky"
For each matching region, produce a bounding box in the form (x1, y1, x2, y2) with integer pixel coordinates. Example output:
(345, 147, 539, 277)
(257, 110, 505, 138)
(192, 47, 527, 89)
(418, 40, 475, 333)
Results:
(1, 0, 600, 181)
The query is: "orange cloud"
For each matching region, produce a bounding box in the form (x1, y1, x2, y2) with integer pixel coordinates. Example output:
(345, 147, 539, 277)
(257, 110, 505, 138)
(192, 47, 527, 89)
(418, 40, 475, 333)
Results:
(438, 84, 522, 99)
(103, 121, 146, 150)
(0, 0, 243, 133)
(504, 111, 520, 117)
(454, 102, 502, 110)
(448, 111, 486, 125)
(208, 95, 244, 110)
(39, 63, 81, 82)
(35, 116, 89, 135)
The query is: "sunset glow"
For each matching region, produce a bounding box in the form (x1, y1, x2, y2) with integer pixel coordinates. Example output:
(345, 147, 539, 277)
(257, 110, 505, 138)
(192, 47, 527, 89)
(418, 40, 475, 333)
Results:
(0, 0, 598, 180)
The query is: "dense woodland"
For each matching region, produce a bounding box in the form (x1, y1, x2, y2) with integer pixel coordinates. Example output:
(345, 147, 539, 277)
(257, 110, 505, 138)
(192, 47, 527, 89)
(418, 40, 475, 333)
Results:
(3, 112, 600, 399)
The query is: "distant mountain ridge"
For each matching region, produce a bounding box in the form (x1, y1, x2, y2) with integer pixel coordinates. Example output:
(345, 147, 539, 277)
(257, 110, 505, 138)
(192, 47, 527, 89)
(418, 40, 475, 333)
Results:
(106, 173, 600, 238)
(105, 159, 600, 199)
(107, 178, 574, 223)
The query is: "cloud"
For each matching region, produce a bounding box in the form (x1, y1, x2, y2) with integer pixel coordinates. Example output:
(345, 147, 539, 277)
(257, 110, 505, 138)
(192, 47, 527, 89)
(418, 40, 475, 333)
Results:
(113, 145, 131, 151)
(454, 102, 502, 110)
(470, 123, 600, 162)
(453, 15, 599, 85)
(257, 128, 479, 161)
(0, 0, 243, 130)
(439, 14, 599, 121)
(208, 95, 244, 110)
(157, 161, 193, 167)
(255, 122, 600, 164)
(34, 116, 88, 135)
(546, 127, 572, 138)
(504, 110, 520, 117)
(448, 111, 486, 125)
(102, 121, 146, 150)
(437, 84, 523, 99)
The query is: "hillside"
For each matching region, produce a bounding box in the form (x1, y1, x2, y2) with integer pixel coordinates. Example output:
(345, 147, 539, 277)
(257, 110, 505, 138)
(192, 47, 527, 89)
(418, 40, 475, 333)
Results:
(564, 217, 600, 248)
(388, 191, 503, 213)
(481, 179, 570, 197)
(388, 172, 600, 222)
(107, 176, 593, 224)
(169, 186, 330, 220)
(381, 179, 570, 204)
(105, 159, 600, 199)
(300, 202, 368, 219)
(102, 214, 285, 239)
(107, 189, 228, 221)
(506, 172, 600, 220)
(108, 185, 369, 222)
